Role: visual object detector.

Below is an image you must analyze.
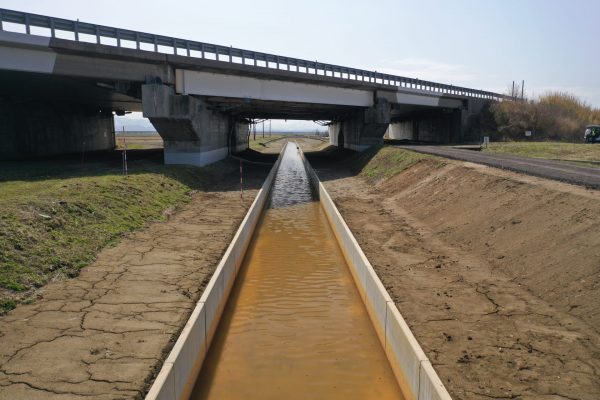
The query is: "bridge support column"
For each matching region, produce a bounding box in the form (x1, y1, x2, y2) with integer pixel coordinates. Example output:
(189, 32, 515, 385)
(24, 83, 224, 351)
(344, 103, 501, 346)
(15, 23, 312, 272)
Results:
(329, 99, 391, 151)
(0, 99, 115, 160)
(142, 84, 248, 167)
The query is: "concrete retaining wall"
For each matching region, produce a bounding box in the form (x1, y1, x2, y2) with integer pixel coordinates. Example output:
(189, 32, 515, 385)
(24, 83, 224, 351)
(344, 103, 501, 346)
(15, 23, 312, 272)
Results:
(145, 148, 284, 400)
(299, 146, 452, 400)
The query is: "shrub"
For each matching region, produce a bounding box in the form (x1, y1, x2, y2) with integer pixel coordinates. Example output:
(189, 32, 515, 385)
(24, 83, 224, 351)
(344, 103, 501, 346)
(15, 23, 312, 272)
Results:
(490, 92, 600, 142)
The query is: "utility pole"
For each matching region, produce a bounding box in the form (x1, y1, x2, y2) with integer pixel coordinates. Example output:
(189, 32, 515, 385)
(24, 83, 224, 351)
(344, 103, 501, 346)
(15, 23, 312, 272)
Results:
(521, 80, 525, 101)
(512, 81, 515, 99)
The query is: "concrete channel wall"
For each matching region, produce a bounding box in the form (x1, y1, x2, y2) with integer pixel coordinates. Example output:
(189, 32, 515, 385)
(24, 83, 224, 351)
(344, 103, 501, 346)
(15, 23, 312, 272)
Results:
(145, 149, 284, 400)
(299, 147, 452, 400)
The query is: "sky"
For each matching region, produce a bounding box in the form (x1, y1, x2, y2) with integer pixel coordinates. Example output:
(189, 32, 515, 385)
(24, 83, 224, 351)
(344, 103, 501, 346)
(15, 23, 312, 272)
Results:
(2, 0, 599, 130)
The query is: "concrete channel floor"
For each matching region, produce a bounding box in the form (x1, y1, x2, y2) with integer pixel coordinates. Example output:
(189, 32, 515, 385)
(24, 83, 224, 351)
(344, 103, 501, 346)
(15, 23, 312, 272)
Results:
(0, 164, 268, 400)
(397, 145, 600, 189)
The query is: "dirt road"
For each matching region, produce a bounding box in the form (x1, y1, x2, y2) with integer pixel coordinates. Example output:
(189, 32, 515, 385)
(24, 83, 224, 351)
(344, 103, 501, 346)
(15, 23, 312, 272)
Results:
(398, 145, 600, 189)
(0, 160, 269, 400)
(307, 147, 600, 400)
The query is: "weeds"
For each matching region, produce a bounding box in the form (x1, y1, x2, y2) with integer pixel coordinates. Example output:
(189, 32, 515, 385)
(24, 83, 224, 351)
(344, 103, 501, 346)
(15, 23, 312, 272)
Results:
(491, 92, 600, 142)
(358, 146, 443, 181)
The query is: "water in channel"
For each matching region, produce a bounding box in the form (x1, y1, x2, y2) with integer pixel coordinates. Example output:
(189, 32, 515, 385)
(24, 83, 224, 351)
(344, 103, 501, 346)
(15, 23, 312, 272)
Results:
(190, 143, 404, 399)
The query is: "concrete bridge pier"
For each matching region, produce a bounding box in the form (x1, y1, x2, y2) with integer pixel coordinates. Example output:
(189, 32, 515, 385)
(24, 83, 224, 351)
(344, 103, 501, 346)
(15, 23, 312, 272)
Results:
(329, 99, 391, 150)
(142, 84, 248, 167)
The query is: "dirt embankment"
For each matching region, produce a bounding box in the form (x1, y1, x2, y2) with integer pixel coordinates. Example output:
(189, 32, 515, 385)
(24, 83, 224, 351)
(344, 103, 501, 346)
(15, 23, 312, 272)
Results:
(0, 158, 269, 400)
(310, 147, 600, 400)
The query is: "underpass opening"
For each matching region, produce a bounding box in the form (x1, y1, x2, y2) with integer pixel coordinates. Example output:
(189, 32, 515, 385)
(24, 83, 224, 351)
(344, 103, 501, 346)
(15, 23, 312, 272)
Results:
(246, 119, 329, 143)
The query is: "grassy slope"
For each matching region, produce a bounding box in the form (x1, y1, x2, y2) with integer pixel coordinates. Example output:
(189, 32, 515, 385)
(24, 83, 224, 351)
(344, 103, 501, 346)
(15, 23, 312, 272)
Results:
(0, 155, 212, 313)
(357, 146, 444, 181)
(483, 142, 600, 167)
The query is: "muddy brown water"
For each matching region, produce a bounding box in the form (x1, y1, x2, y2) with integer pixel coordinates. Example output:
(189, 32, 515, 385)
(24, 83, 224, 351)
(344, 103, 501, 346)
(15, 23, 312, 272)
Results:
(190, 144, 404, 399)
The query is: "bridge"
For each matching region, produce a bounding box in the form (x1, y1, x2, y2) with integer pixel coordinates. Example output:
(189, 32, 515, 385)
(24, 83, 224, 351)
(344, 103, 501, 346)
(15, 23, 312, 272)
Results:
(0, 8, 503, 166)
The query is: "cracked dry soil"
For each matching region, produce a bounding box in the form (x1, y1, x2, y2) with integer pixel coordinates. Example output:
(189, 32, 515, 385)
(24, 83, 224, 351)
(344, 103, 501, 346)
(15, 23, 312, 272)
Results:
(316, 158, 600, 400)
(0, 164, 269, 400)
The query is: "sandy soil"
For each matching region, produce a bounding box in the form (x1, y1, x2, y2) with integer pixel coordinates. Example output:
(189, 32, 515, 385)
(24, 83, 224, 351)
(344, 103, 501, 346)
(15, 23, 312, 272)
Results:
(0, 161, 269, 400)
(308, 150, 600, 399)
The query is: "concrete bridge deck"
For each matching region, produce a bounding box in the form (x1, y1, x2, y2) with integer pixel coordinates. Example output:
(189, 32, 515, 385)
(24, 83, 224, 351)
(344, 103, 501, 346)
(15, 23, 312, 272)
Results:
(0, 8, 503, 165)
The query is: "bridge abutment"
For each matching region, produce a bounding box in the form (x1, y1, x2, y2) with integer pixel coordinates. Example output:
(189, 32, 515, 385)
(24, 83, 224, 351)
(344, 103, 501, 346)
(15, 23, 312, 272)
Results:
(142, 84, 248, 167)
(0, 98, 115, 160)
(329, 99, 391, 150)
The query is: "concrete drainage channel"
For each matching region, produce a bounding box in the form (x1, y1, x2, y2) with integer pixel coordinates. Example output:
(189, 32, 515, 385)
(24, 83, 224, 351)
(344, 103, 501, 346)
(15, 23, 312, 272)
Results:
(146, 143, 451, 400)
(299, 146, 451, 400)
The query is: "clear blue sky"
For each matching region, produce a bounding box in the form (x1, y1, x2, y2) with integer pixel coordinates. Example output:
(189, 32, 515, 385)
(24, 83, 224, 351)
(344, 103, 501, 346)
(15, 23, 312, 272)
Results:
(2, 0, 599, 129)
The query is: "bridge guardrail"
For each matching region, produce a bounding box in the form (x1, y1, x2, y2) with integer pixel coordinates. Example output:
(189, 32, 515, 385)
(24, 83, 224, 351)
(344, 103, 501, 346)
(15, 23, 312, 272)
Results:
(0, 8, 504, 101)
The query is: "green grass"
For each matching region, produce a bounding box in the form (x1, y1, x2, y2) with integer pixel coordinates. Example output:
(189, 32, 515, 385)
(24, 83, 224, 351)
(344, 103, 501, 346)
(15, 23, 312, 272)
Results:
(483, 142, 600, 168)
(357, 146, 444, 181)
(248, 135, 285, 151)
(0, 154, 215, 314)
